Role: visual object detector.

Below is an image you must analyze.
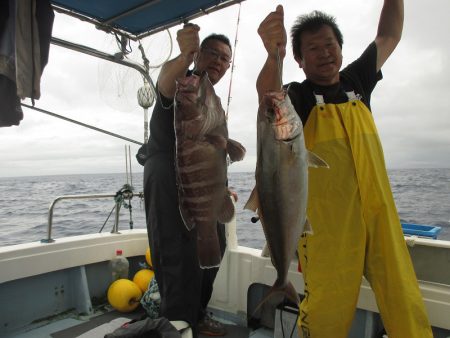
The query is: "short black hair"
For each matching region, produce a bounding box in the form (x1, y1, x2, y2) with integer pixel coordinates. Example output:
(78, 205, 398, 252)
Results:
(290, 10, 343, 59)
(201, 33, 232, 53)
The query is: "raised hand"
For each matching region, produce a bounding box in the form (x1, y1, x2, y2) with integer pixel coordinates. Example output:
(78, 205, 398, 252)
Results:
(177, 23, 201, 64)
(257, 5, 287, 60)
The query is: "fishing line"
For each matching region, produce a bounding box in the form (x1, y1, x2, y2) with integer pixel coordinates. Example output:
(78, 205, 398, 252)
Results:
(279, 301, 300, 338)
(289, 309, 299, 338)
(280, 306, 286, 337)
(276, 47, 283, 91)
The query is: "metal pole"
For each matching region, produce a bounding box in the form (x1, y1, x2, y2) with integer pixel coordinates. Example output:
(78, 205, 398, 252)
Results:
(43, 193, 116, 243)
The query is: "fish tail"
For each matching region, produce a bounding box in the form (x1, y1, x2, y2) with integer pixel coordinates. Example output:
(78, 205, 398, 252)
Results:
(250, 280, 300, 318)
(284, 281, 300, 305)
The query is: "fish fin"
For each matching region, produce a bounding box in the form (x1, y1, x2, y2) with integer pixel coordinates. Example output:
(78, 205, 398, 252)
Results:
(218, 193, 235, 224)
(205, 134, 227, 149)
(227, 139, 246, 162)
(197, 233, 222, 269)
(251, 280, 300, 318)
(307, 151, 329, 168)
(244, 186, 259, 212)
(303, 218, 314, 234)
(179, 204, 196, 231)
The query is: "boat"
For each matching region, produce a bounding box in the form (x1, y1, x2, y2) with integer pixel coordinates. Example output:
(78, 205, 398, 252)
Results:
(1, 195, 450, 338)
(1, 1, 450, 337)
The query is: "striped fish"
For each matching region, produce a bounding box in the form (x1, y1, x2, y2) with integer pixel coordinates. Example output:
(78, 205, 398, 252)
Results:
(174, 71, 246, 268)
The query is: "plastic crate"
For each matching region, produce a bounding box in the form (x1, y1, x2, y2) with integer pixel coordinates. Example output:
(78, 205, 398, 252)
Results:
(401, 223, 442, 239)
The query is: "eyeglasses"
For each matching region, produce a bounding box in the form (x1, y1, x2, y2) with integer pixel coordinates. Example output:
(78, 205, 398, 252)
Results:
(201, 47, 232, 65)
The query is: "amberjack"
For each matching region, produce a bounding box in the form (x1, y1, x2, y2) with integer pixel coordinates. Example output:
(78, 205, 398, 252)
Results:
(245, 88, 328, 305)
(175, 71, 246, 268)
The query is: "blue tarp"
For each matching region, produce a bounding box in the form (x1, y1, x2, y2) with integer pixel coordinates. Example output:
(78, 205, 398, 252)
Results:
(51, 0, 243, 38)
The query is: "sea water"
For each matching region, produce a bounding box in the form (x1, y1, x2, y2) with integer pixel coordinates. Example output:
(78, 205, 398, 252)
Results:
(0, 169, 449, 248)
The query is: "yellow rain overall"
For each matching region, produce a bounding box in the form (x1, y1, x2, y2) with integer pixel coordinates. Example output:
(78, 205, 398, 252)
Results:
(297, 92, 432, 337)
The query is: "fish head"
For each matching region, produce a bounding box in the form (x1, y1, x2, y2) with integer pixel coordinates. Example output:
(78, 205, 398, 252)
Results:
(175, 72, 208, 124)
(175, 72, 226, 139)
(196, 73, 227, 134)
(175, 74, 199, 110)
(177, 73, 201, 88)
(261, 90, 303, 141)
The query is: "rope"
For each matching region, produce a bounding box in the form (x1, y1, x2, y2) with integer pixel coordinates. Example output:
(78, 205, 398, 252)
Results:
(114, 184, 134, 230)
(114, 33, 132, 56)
(225, 2, 242, 118)
(21, 103, 143, 145)
(276, 48, 283, 91)
(99, 204, 116, 233)
(279, 301, 300, 338)
(138, 40, 150, 75)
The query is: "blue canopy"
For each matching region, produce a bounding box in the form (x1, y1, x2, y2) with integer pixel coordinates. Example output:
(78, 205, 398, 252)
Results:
(51, 0, 244, 39)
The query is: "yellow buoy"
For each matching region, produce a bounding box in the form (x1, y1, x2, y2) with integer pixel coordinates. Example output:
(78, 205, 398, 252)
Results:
(133, 269, 154, 292)
(145, 247, 153, 268)
(107, 279, 142, 313)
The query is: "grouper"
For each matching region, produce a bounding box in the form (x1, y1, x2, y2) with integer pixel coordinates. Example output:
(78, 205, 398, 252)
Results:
(245, 88, 328, 305)
(174, 71, 246, 268)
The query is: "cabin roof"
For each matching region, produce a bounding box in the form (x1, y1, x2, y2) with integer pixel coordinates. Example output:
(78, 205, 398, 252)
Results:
(51, 0, 244, 39)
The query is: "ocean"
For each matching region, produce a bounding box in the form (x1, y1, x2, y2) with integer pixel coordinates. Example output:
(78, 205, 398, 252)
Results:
(0, 169, 449, 248)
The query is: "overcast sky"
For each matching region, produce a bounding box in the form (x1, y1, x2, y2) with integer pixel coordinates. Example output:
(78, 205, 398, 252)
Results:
(1, 0, 449, 177)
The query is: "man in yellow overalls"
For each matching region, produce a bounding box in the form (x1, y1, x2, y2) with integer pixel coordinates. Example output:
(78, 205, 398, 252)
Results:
(256, 1, 433, 337)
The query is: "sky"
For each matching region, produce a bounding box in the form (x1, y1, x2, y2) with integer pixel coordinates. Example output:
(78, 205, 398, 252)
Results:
(1, 0, 449, 177)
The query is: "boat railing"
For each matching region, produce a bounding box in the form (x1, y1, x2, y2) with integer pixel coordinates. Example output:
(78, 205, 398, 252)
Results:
(42, 192, 136, 243)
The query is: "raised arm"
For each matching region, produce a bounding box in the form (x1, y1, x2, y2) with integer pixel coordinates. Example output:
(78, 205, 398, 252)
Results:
(158, 24, 201, 99)
(256, 5, 287, 102)
(375, 0, 404, 71)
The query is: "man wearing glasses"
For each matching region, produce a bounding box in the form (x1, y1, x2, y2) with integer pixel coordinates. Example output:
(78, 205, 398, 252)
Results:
(140, 24, 232, 337)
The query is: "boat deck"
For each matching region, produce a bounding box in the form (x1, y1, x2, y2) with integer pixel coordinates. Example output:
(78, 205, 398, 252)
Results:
(2, 231, 450, 338)
(4, 306, 268, 338)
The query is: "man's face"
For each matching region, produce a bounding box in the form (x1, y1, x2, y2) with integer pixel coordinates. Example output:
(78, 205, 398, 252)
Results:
(195, 40, 231, 85)
(295, 25, 342, 86)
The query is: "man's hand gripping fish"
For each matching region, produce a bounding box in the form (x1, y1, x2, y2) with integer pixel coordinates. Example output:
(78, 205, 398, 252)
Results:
(175, 72, 246, 269)
(245, 89, 328, 305)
